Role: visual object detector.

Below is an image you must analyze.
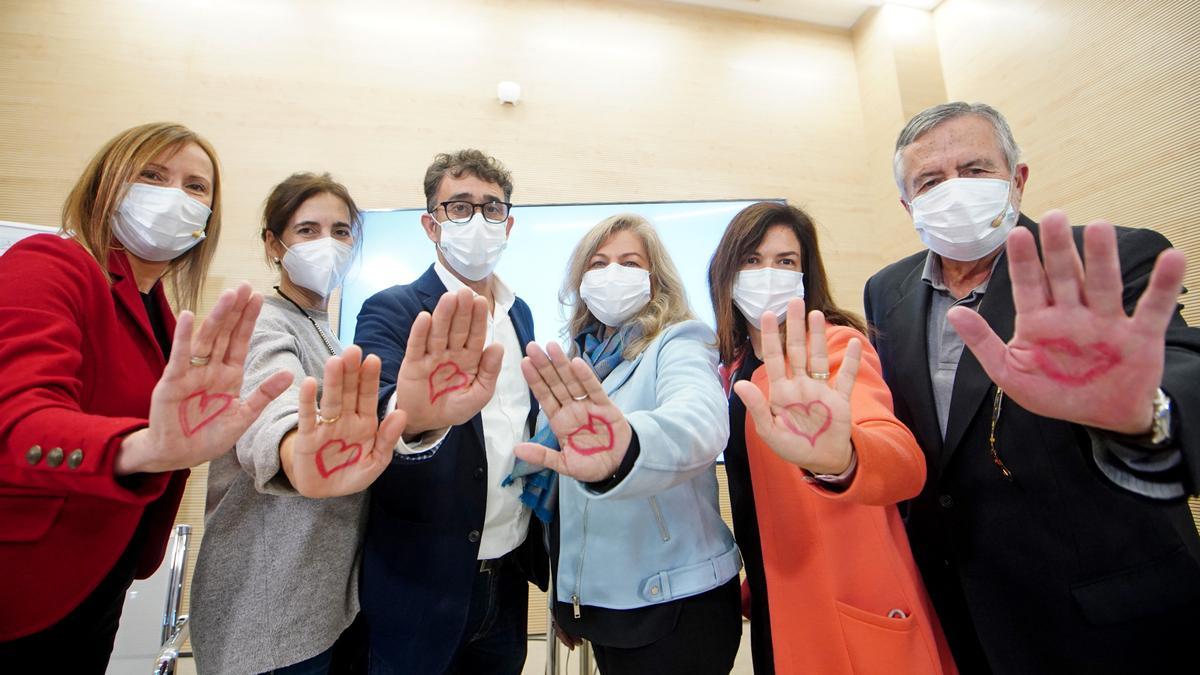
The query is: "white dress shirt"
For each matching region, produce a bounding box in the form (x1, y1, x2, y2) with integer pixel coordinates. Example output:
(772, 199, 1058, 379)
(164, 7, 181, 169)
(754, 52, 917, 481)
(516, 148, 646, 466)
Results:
(433, 263, 533, 560)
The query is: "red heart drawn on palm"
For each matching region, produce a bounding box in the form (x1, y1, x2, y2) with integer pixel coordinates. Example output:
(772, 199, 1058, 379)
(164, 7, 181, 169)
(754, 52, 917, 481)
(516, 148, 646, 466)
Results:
(314, 439, 363, 478)
(566, 413, 615, 456)
(179, 391, 235, 437)
(429, 361, 470, 403)
(780, 400, 832, 445)
(1032, 338, 1121, 386)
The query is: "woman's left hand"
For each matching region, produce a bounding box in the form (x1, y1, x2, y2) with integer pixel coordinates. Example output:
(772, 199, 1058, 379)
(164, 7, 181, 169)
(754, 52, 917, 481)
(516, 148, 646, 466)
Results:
(514, 342, 633, 483)
(733, 298, 862, 475)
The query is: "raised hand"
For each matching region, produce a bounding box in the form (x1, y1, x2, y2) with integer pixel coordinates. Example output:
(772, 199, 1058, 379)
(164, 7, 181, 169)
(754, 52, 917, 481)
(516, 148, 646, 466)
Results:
(513, 342, 633, 483)
(283, 346, 407, 498)
(115, 283, 295, 475)
(732, 298, 861, 475)
(946, 210, 1187, 435)
(392, 289, 504, 436)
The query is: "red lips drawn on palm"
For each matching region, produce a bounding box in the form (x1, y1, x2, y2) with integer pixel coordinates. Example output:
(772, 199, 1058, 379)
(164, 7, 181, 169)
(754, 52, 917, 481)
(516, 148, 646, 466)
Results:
(429, 361, 470, 403)
(179, 391, 235, 437)
(567, 414, 615, 456)
(1032, 338, 1121, 386)
(315, 440, 363, 478)
(781, 400, 832, 445)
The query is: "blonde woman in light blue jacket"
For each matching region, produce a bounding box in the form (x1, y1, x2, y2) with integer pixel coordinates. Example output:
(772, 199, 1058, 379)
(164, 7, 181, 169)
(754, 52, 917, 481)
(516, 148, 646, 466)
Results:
(508, 214, 741, 674)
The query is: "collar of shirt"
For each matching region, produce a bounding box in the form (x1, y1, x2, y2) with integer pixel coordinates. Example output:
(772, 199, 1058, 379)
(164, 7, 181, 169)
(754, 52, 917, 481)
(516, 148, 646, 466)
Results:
(920, 249, 1005, 299)
(433, 261, 515, 315)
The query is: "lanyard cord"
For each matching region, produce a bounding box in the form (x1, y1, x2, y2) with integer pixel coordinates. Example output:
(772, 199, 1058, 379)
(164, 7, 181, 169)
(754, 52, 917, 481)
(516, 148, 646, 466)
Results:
(274, 286, 338, 357)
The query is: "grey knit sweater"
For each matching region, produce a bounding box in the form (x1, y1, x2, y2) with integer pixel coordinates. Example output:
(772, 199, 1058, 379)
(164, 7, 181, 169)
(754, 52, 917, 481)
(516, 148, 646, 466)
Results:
(190, 295, 365, 675)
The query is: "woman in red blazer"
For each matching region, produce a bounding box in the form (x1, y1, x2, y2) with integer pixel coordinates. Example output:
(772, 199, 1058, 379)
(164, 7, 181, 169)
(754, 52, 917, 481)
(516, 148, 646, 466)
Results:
(0, 123, 293, 669)
(708, 202, 956, 674)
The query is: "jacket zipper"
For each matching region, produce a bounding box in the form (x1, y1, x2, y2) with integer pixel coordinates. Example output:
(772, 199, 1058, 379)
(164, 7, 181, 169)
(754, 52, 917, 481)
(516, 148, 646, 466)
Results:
(649, 496, 671, 542)
(571, 501, 590, 618)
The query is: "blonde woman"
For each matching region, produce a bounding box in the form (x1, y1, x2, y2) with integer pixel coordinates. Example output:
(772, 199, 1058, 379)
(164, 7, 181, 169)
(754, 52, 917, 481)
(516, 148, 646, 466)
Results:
(0, 123, 291, 668)
(509, 214, 742, 674)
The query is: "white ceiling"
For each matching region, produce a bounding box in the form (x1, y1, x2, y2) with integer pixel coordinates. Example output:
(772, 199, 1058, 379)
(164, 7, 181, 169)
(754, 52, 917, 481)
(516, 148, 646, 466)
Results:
(649, 0, 941, 28)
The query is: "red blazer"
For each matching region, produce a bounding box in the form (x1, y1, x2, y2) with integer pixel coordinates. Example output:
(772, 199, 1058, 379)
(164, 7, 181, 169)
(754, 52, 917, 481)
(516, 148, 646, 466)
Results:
(0, 234, 188, 640)
(739, 324, 957, 675)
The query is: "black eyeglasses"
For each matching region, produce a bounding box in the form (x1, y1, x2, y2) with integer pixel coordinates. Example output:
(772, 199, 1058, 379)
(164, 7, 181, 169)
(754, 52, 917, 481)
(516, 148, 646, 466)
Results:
(433, 200, 512, 224)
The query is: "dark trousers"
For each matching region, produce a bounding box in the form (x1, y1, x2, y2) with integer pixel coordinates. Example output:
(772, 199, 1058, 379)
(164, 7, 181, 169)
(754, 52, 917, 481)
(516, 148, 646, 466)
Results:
(258, 613, 368, 675)
(0, 537, 139, 674)
(590, 577, 742, 675)
(369, 553, 528, 675)
(263, 647, 334, 675)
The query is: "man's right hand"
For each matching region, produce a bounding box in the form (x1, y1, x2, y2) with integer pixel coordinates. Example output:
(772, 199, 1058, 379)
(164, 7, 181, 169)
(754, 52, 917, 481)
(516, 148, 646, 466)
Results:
(392, 289, 504, 436)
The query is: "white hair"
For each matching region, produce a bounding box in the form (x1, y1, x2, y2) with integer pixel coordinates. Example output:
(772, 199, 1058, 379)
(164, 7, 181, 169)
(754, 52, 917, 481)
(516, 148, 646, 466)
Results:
(893, 101, 1021, 199)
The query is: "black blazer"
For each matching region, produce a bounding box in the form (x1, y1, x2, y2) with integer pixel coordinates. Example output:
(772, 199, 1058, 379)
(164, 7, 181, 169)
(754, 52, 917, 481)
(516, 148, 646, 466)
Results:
(353, 265, 549, 673)
(864, 216, 1200, 674)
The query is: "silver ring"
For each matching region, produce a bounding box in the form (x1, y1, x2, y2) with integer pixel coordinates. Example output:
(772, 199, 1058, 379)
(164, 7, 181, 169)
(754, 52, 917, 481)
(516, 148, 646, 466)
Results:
(189, 355, 211, 367)
(317, 413, 341, 425)
(572, 393, 589, 401)
(809, 371, 830, 381)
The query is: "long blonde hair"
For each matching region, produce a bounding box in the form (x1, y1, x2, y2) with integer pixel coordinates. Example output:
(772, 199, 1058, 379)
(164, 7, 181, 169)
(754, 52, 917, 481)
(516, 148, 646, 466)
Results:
(62, 122, 222, 311)
(560, 214, 694, 359)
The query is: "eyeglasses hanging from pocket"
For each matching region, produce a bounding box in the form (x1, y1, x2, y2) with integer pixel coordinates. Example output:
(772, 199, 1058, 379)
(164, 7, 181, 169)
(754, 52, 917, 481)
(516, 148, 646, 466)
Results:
(989, 387, 1014, 481)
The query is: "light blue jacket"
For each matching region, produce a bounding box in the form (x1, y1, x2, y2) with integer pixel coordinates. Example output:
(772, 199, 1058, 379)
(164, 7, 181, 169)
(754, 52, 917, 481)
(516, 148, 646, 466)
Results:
(555, 320, 741, 613)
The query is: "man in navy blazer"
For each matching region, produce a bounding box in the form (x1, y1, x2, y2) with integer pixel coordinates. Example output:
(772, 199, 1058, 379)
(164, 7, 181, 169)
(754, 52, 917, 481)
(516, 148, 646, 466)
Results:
(355, 149, 548, 674)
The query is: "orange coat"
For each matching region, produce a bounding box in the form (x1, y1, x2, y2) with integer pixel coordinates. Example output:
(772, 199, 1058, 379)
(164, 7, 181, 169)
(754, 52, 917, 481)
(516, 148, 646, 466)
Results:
(740, 324, 956, 675)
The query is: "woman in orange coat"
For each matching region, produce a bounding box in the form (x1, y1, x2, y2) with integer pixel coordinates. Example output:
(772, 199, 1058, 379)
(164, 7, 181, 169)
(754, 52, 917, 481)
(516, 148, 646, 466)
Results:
(707, 202, 956, 674)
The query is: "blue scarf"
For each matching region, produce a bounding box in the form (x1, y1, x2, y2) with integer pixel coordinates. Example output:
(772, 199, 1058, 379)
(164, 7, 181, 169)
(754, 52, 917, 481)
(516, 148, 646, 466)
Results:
(502, 323, 634, 523)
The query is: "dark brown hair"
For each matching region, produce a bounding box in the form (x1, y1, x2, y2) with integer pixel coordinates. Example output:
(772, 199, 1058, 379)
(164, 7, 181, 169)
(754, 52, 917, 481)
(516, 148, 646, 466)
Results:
(707, 201, 867, 365)
(260, 172, 361, 266)
(63, 122, 221, 311)
(422, 149, 513, 212)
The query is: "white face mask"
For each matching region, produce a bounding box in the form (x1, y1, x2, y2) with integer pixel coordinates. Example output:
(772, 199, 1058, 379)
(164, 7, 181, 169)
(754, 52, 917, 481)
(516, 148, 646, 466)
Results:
(280, 237, 355, 298)
(112, 183, 211, 262)
(579, 263, 652, 328)
(437, 212, 508, 281)
(909, 177, 1019, 262)
(733, 267, 804, 330)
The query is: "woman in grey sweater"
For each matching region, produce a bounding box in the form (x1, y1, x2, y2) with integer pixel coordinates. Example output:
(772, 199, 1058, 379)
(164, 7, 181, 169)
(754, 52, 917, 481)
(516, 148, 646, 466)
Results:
(190, 173, 498, 674)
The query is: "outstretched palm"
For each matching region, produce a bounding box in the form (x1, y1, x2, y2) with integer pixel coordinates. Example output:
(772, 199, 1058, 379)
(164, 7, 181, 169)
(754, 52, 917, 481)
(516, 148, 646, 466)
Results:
(120, 283, 294, 475)
(393, 289, 504, 435)
(514, 342, 632, 483)
(947, 211, 1187, 435)
(289, 346, 407, 497)
(733, 299, 860, 475)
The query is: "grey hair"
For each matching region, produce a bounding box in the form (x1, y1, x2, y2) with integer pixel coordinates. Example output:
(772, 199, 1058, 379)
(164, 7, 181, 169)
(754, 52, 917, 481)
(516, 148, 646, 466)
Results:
(892, 102, 1021, 199)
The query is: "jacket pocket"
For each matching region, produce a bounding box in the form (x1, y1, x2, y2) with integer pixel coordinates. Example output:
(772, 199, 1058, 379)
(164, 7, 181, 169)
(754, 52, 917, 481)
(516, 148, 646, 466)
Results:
(1070, 544, 1200, 625)
(835, 601, 937, 674)
(648, 496, 671, 542)
(0, 488, 65, 542)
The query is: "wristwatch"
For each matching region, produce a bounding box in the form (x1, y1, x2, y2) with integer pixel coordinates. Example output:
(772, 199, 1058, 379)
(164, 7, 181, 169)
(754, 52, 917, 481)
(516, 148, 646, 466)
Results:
(1148, 387, 1173, 446)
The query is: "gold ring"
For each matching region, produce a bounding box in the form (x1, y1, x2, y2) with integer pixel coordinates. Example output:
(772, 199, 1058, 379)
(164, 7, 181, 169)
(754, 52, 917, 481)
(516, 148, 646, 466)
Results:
(809, 371, 830, 381)
(189, 355, 211, 367)
(317, 413, 341, 425)
(572, 393, 589, 401)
